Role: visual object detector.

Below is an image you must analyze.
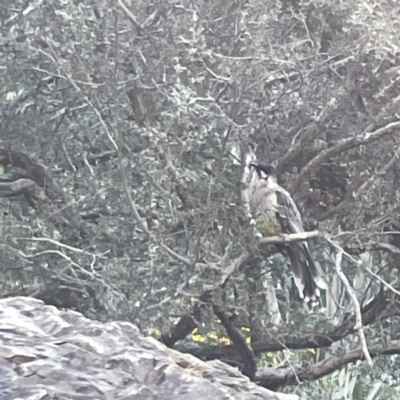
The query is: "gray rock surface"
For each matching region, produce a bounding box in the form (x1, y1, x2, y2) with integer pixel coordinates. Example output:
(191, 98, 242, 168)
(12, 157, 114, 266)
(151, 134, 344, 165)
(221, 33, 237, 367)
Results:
(0, 297, 301, 400)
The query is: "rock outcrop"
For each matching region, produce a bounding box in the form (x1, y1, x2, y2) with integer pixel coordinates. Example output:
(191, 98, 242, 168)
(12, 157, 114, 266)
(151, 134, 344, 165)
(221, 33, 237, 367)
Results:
(0, 297, 301, 400)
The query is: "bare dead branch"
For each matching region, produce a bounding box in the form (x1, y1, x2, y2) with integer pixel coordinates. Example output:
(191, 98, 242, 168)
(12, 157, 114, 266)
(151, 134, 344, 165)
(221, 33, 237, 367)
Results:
(259, 231, 320, 245)
(160, 243, 193, 267)
(241, 146, 257, 220)
(117, 0, 142, 29)
(330, 241, 373, 366)
(220, 251, 252, 287)
(319, 144, 400, 220)
(372, 242, 400, 254)
(290, 120, 400, 194)
(17, 237, 94, 255)
(264, 271, 282, 326)
(277, 91, 347, 176)
(363, 264, 400, 297)
(326, 236, 400, 297)
(256, 340, 400, 388)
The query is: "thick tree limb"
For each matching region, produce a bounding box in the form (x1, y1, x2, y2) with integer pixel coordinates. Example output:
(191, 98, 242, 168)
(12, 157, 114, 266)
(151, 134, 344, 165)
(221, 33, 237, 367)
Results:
(0, 178, 44, 198)
(168, 230, 340, 356)
(177, 287, 388, 358)
(161, 315, 197, 347)
(256, 340, 400, 389)
(0, 149, 64, 201)
(213, 303, 256, 380)
(277, 38, 370, 177)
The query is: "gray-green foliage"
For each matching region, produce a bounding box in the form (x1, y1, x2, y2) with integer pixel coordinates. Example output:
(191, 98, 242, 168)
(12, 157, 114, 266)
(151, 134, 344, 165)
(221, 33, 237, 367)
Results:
(1, 0, 400, 398)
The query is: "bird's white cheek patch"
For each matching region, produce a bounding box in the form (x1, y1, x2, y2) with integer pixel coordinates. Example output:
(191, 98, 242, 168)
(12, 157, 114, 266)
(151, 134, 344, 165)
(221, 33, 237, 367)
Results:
(260, 171, 268, 180)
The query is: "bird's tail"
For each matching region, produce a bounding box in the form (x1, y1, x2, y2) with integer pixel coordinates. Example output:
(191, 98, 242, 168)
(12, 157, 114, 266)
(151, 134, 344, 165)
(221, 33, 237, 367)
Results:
(277, 242, 326, 305)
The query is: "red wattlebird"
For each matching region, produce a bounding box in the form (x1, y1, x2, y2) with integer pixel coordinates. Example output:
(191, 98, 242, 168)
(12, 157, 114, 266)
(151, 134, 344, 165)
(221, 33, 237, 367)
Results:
(248, 162, 326, 304)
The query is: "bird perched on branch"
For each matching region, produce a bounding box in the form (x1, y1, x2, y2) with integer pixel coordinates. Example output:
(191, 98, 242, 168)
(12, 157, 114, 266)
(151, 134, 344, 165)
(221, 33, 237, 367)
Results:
(248, 162, 326, 304)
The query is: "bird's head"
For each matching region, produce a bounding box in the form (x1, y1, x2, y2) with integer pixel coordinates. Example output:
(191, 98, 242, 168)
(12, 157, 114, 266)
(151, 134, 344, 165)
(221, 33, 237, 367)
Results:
(249, 162, 277, 181)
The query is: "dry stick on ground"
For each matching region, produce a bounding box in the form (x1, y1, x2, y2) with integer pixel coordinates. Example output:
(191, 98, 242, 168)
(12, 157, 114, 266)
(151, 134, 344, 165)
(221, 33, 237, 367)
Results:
(328, 239, 373, 366)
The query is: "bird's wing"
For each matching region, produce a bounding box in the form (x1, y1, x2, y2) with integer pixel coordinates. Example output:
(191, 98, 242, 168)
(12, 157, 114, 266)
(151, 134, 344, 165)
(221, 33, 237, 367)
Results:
(275, 188, 304, 234)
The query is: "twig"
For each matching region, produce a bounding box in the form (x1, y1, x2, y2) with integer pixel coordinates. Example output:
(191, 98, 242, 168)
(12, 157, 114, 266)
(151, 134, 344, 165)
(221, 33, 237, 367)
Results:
(117, 135, 193, 267)
(325, 236, 400, 297)
(32, 41, 119, 151)
(117, 0, 141, 29)
(363, 265, 400, 297)
(17, 237, 94, 255)
(160, 243, 192, 267)
(220, 251, 251, 287)
(63, 74, 119, 151)
(330, 241, 373, 366)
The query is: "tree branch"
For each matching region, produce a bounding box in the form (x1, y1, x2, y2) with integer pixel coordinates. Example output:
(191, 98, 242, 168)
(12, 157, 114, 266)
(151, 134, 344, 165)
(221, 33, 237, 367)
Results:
(220, 251, 252, 287)
(290, 120, 400, 194)
(330, 241, 373, 366)
(259, 231, 320, 245)
(325, 236, 400, 297)
(319, 143, 400, 220)
(277, 90, 350, 176)
(256, 340, 400, 389)
(161, 315, 197, 347)
(177, 287, 388, 359)
(213, 303, 256, 380)
(117, 0, 142, 30)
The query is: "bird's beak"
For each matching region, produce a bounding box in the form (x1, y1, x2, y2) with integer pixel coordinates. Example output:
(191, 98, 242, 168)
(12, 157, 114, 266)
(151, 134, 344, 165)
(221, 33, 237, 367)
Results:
(249, 162, 258, 169)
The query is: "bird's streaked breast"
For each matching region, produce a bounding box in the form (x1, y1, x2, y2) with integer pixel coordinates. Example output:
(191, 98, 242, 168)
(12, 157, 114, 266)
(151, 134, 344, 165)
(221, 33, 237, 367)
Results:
(249, 183, 281, 237)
